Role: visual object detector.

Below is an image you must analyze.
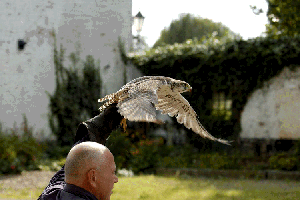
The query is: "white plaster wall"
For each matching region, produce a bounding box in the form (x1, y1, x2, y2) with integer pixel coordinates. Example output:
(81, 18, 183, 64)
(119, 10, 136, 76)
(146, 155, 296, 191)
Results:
(0, 0, 60, 139)
(0, 0, 132, 139)
(241, 67, 300, 139)
(57, 0, 132, 95)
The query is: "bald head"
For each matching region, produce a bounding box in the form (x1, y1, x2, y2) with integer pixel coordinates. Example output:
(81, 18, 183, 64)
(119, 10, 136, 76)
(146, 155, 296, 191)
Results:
(64, 141, 118, 200)
(64, 142, 109, 184)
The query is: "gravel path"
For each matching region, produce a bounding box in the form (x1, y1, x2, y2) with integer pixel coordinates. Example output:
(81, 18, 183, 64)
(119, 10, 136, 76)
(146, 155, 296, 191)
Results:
(0, 170, 55, 199)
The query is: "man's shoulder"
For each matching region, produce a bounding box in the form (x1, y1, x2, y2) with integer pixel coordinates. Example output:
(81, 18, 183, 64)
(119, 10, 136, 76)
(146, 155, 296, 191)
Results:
(38, 189, 93, 200)
(57, 183, 98, 200)
(39, 183, 97, 200)
(57, 190, 87, 200)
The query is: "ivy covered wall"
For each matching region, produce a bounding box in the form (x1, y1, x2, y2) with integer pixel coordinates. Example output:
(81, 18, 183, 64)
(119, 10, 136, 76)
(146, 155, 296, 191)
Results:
(126, 36, 300, 148)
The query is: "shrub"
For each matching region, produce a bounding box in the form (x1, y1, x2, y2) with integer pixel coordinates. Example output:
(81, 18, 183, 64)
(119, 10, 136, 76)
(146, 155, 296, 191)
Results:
(129, 137, 164, 174)
(106, 130, 132, 170)
(41, 140, 70, 160)
(192, 153, 229, 169)
(106, 129, 167, 174)
(37, 158, 66, 171)
(158, 156, 189, 168)
(0, 116, 44, 174)
(268, 152, 299, 171)
(158, 149, 257, 170)
(157, 143, 198, 168)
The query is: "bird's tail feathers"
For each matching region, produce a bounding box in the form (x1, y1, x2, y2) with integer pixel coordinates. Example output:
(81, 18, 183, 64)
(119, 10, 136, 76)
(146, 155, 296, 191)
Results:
(98, 101, 110, 112)
(98, 94, 117, 112)
(215, 138, 233, 146)
(98, 94, 115, 103)
(195, 118, 232, 145)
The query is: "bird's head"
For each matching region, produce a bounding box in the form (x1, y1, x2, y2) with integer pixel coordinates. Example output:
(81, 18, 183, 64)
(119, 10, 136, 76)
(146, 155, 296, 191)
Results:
(172, 81, 192, 93)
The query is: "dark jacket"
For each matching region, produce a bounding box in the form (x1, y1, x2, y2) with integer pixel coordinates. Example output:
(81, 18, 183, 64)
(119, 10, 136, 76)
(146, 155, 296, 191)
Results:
(57, 184, 97, 200)
(39, 180, 97, 200)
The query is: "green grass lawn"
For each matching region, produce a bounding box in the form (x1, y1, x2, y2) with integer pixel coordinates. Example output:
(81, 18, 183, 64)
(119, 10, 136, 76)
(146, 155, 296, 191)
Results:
(0, 187, 44, 200)
(112, 175, 300, 200)
(1, 175, 300, 200)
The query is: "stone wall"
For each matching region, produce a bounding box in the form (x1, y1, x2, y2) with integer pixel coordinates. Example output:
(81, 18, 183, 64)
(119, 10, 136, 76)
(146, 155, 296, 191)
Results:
(241, 67, 300, 140)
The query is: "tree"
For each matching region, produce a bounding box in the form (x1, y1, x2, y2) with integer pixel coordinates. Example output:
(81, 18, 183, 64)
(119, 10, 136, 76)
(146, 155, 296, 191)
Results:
(266, 0, 300, 37)
(251, 0, 300, 38)
(153, 13, 239, 48)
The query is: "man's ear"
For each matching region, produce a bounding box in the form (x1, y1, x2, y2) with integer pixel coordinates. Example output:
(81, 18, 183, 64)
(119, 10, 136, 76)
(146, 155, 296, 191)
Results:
(87, 169, 97, 188)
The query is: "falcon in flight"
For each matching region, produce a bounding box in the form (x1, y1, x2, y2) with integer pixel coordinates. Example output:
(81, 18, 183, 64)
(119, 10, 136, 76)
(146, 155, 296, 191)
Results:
(98, 76, 231, 145)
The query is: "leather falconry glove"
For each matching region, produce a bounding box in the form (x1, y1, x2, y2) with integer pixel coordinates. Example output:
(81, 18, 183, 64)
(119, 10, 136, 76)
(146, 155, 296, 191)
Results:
(75, 103, 123, 145)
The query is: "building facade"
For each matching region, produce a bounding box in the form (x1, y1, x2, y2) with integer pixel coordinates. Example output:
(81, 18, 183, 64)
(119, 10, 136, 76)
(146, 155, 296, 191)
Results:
(0, 0, 132, 139)
(240, 67, 300, 155)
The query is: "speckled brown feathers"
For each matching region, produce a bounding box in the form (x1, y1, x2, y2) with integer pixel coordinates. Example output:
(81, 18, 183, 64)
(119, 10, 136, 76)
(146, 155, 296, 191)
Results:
(98, 76, 231, 145)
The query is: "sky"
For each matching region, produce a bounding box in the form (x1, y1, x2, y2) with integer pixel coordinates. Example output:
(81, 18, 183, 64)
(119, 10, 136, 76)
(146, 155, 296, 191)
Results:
(132, 0, 269, 47)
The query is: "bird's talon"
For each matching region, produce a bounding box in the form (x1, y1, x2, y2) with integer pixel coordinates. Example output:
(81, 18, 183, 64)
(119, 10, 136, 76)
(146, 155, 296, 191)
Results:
(120, 118, 127, 132)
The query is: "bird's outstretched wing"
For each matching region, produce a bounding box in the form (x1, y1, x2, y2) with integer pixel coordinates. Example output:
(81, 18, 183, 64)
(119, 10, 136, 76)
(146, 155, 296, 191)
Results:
(155, 85, 231, 145)
(117, 91, 159, 123)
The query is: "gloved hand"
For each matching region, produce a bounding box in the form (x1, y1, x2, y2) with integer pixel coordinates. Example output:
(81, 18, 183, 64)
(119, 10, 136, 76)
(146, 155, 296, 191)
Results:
(75, 103, 123, 145)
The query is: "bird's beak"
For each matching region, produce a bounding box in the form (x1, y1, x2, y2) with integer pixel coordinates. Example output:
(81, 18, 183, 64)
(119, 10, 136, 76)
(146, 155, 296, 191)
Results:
(189, 87, 192, 93)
